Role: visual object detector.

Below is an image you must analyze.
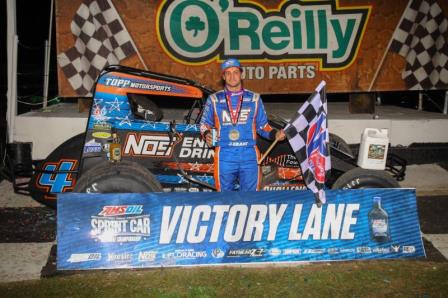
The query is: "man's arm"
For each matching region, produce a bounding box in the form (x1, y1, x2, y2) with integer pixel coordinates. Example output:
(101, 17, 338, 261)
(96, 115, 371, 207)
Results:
(200, 96, 215, 147)
(255, 96, 285, 141)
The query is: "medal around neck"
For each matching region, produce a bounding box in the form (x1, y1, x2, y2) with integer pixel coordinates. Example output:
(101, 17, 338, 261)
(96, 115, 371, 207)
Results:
(229, 129, 240, 141)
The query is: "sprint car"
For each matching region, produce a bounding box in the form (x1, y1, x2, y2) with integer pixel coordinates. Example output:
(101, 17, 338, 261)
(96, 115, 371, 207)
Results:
(20, 65, 405, 209)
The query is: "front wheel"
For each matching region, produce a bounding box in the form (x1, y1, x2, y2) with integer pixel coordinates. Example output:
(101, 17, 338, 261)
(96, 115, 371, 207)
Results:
(331, 167, 400, 189)
(74, 161, 162, 193)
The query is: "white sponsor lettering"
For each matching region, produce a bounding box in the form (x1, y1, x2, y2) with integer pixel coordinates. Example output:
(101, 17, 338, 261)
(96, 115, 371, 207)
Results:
(179, 137, 214, 159)
(124, 134, 176, 157)
(67, 253, 101, 263)
(222, 108, 251, 124)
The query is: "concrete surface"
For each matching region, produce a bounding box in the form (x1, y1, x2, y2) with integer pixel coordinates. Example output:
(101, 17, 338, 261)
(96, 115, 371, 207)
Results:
(0, 242, 54, 283)
(0, 179, 44, 208)
(423, 234, 448, 260)
(399, 164, 448, 196)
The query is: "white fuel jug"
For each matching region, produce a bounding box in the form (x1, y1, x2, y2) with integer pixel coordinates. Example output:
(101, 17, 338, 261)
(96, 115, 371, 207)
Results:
(357, 128, 389, 170)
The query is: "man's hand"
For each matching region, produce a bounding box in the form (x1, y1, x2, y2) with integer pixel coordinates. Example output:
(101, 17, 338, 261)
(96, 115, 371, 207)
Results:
(204, 131, 214, 147)
(275, 129, 286, 141)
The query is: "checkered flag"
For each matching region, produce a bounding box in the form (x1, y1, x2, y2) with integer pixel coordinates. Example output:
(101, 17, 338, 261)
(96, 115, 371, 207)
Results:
(58, 0, 137, 96)
(390, 0, 448, 90)
(284, 81, 331, 205)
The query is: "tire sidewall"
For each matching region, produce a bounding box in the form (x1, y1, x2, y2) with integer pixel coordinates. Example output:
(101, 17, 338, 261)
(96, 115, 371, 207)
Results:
(332, 168, 400, 190)
(74, 161, 162, 193)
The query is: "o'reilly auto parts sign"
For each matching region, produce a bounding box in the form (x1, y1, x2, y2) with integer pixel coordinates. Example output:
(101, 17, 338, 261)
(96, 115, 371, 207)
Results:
(57, 0, 448, 95)
(157, 0, 370, 69)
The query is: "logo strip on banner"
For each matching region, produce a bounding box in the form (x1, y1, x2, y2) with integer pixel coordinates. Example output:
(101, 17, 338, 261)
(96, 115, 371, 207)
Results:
(156, 0, 371, 70)
(57, 189, 424, 270)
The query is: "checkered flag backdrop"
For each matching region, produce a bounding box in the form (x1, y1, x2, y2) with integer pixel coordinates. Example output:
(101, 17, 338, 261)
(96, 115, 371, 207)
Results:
(284, 81, 331, 204)
(58, 0, 137, 96)
(390, 0, 448, 90)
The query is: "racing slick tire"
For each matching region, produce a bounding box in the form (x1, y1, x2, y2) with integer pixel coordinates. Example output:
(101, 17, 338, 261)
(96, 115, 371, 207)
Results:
(331, 167, 400, 189)
(74, 161, 162, 193)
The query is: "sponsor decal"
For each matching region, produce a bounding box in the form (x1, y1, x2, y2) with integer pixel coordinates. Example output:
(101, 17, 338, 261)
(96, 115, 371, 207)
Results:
(263, 185, 307, 191)
(92, 131, 111, 139)
(92, 122, 112, 139)
(163, 249, 207, 259)
(391, 245, 401, 253)
(179, 136, 214, 159)
(36, 159, 78, 194)
(99, 205, 144, 217)
(211, 248, 225, 258)
(264, 154, 300, 168)
(83, 140, 102, 153)
(107, 252, 132, 262)
(138, 251, 157, 262)
(269, 248, 282, 256)
(93, 123, 112, 130)
(402, 246, 416, 254)
(303, 248, 325, 254)
(339, 248, 355, 253)
(103, 77, 172, 92)
(157, 0, 370, 70)
(67, 253, 101, 263)
(372, 247, 390, 254)
(283, 248, 302, 255)
(226, 248, 265, 257)
(221, 108, 251, 125)
(356, 246, 372, 254)
(90, 205, 150, 243)
(327, 248, 339, 255)
(123, 132, 180, 158)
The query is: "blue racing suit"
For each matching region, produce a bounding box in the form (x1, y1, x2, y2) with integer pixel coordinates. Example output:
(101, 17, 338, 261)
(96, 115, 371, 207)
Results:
(200, 89, 276, 191)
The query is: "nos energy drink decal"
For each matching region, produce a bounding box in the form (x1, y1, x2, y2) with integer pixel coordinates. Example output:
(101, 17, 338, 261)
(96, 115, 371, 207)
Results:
(57, 189, 424, 270)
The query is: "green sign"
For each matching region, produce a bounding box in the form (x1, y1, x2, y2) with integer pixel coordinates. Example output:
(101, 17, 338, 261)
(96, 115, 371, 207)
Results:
(157, 0, 371, 69)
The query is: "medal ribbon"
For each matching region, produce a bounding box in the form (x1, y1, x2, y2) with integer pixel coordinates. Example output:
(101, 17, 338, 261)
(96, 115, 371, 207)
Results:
(225, 89, 243, 126)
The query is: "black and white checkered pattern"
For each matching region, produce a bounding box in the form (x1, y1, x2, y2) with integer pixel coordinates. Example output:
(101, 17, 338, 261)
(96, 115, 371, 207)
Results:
(390, 0, 448, 90)
(284, 81, 331, 204)
(58, 0, 136, 96)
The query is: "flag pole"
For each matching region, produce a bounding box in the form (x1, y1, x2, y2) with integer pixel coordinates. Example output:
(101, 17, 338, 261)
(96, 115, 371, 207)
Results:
(368, 0, 413, 91)
(257, 136, 280, 165)
(109, 0, 148, 70)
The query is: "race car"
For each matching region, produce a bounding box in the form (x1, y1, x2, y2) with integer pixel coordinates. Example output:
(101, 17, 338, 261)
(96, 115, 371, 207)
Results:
(21, 65, 404, 209)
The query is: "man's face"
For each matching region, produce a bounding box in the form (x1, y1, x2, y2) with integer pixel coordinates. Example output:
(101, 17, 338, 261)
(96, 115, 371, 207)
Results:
(222, 67, 242, 90)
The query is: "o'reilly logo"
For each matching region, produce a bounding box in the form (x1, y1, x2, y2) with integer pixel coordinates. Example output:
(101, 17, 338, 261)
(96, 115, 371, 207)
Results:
(157, 0, 371, 69)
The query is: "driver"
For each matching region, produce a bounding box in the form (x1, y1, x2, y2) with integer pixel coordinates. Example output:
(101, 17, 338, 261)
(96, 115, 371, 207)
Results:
(200, 58, 285, 191)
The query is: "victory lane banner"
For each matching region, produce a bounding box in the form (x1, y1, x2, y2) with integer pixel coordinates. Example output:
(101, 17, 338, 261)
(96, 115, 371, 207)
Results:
(57, 189, 424, 270)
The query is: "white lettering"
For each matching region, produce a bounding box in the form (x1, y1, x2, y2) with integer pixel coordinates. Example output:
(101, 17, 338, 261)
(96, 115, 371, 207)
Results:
(187, 205, 211, 243)
(224, 205, 248, 242)
(267, 204, 287, 240)
(243, 204, 267, 241)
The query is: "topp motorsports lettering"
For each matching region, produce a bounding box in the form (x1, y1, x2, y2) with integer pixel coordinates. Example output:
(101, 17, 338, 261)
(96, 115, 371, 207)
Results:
(157, 0, 371, 69)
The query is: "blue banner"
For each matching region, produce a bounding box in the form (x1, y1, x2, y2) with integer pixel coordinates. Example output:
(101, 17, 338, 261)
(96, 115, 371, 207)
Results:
(57, 189, 424, 270)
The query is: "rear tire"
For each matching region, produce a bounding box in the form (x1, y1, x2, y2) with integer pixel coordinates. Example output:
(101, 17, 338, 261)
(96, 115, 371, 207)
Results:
(74, 161, 162, 193)
(331, 167, 400, 189)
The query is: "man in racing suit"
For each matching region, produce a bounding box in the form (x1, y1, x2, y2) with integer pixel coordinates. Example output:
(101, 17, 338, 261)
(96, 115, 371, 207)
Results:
(200, 58, 285, 191)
